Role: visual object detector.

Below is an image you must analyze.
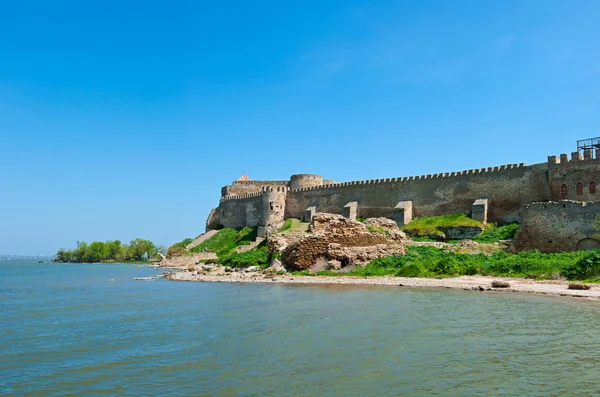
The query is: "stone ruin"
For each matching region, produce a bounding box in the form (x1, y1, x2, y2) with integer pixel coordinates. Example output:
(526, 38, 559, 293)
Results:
(278, 213, 408, 271)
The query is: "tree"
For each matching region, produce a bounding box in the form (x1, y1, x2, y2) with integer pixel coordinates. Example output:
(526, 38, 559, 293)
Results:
(73, 242, 88, 262)
(86, 241, 108, 262)
(106, 240, 126, 261)
(56, 249, 73, 262)
(127, 238, 157, 260)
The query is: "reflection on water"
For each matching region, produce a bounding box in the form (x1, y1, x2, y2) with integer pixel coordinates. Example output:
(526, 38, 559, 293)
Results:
(2, 261, 600, 396)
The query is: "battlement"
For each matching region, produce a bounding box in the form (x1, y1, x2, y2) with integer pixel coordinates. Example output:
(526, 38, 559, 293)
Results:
(548, 149, 600, 164)
(289, 163, 527, 192)
(524, 200, 597, 210)
(220, 191, 264, 202)
(209, 142, 600, 237)
(220, 185, 287, 202)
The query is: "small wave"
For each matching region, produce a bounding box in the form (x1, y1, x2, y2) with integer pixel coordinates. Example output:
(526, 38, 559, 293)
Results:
(134, 276, 160, 281)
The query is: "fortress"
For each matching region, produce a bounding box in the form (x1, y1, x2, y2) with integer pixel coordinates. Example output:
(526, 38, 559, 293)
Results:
(206, 140, 600, 252)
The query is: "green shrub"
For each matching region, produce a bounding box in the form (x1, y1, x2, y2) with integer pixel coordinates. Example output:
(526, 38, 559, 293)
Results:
(562, 250, 600, 280)
(220, 246, 269, 268)
(346, 246, 590, 279)
(473, 223, 519, 243)
(167, 237, 193, 257)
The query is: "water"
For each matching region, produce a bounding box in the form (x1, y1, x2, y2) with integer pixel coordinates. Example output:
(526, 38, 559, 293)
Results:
(2, 261, 600, 396)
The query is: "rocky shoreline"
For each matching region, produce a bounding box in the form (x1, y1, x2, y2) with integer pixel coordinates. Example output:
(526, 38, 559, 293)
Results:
(161, 264, 600, 300)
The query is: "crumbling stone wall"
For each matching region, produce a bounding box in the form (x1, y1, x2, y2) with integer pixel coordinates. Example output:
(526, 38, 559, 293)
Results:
(512, 201, 600, 253)
(280, 213, 407, 270)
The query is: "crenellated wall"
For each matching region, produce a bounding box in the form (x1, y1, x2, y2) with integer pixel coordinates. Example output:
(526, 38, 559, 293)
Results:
(218, 186, 287, 229)
(221, 180, 288, 197)
(547, 151, 600, 202)
(207, 151, 600, 238)
(285, 163, 549, 223)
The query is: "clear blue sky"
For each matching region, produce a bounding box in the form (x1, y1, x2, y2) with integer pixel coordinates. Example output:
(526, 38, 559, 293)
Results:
(1, 0, 599, 255)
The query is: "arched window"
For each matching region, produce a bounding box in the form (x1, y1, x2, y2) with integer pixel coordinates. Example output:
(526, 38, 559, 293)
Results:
(590, 182, 596, 194)
(561, 184, 568, 198)
(577, 183, 583, 195)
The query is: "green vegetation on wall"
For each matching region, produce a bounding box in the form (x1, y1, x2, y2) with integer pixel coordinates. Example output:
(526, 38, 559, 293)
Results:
(472, 223, 519, 243)
(402, 213, 488, 238)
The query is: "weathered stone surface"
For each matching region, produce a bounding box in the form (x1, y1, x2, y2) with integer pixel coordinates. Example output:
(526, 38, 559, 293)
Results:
(267, 233, 304, 260)
(512, 201, 600, 253)
(264, 258, 286, 273)
(364, 217, 407, 240)
(326, 243, 406, 267)
(445, 226, 484, 240)
(281, 213, 407, 271)
(393, 201, 413, 227)
(206, 208, 221, 231)
(471, 198, 488, 224)
(568, 283, 591, 290)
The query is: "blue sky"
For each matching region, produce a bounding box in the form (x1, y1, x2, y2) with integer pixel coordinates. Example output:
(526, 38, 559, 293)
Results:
(1, 0, 599, 255)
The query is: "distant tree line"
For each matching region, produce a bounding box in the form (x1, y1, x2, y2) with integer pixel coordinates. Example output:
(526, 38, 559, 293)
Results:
(56, 238, 165, 262)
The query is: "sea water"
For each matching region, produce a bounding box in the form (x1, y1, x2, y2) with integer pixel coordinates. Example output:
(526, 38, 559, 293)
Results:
(2, 260, 600, 396)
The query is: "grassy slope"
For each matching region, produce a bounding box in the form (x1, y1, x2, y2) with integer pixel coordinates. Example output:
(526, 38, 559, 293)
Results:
(402, 213, 488, 238)
(188, 227, 268, 268)
(278, 218, 309, 233)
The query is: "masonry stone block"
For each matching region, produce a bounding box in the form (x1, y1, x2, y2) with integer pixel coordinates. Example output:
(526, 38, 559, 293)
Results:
(305, 206, 317, 222)
(471, 198, 488, 224)
(393, 200, 413, 227)
(571, 152, 582, 161)
(343, 201, 358, 221)
(560, 153, 569, 163)
(584, 149, 593, 160)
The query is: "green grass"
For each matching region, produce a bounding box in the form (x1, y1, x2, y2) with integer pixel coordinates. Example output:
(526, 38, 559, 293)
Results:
(472, 223, 519, 243)
(402, 213, 487, 238)
(367, 225, 390, 236)
(278, 218, 309, 233)
(187, 227, 270, 268)
(219, 244, 269, 268)
(189, 227, 257, 256)
(331, 246, 593, 280)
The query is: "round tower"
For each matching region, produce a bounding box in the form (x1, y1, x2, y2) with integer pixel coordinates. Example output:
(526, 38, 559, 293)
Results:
(289, 174, 324, 190)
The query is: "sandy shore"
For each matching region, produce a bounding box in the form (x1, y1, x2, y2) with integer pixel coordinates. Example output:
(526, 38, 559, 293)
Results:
(163, 267, 600, 300)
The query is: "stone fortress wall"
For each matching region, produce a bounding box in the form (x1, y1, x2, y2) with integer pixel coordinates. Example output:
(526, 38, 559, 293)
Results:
(513, 201, 600, 252)
(286, 163, 548, 223)
(207, 148, 600, 252)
